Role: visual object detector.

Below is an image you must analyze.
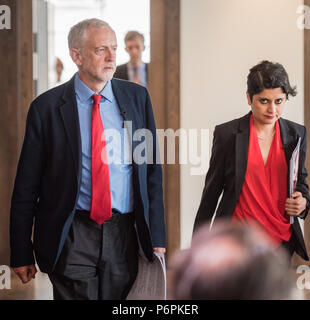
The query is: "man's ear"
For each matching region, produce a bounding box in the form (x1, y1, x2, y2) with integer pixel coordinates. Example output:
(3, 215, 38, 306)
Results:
(246, 92, 252, 106)
(70, 48, 83, 67)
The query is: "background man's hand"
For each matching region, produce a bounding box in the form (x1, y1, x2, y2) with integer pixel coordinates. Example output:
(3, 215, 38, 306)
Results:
(13, 265, 37, 284)
(153, 247, 166, 254)
(285, 191, 307, 217)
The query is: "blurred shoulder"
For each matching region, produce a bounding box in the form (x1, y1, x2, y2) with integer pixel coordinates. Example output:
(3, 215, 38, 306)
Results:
(279, 117, 307, 136)
(111, 78, 147, 95)
(215, 113, 251, 135)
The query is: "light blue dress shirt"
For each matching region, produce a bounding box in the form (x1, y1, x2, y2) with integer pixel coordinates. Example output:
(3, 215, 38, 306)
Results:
(128, 62, 147, 88)
(74, 73, 133, 213)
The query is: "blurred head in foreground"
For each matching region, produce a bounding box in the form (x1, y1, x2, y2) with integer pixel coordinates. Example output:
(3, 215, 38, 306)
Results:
(170, 221, 293, 300)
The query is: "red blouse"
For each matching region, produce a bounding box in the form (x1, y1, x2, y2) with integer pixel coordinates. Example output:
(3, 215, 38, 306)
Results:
(232, 114, 292, 245)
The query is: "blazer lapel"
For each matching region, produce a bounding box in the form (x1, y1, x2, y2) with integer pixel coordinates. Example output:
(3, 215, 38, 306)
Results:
(278, 117, 300, 164)
(59, 76, 81, 180)
(110, 79, 144, 205)
(111, 79, 142, 148)
(235, 112, 251, 202)
(278, 117, 301, 197)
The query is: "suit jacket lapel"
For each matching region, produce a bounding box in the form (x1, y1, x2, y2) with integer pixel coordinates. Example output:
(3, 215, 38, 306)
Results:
(278, 117, 300, 164)
(235, 112, 251, 202)
(278, 117, 301, 197)
(110, 79, 144, 202)
(111, 79, 142, 149)
(59, 76, 81, 180)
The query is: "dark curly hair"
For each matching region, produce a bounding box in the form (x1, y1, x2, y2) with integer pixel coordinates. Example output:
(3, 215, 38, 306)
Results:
(247, 61, 297, 102)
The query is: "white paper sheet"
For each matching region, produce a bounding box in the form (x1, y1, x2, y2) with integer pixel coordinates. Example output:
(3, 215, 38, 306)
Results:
(126, 252, 166, 300)
(289, 137, 301, 224)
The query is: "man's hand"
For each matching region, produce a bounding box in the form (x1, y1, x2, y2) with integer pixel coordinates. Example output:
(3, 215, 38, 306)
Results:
(285, 191, 307, 217)
(13, 265, 37, 284)
(153, 247, 166, 254)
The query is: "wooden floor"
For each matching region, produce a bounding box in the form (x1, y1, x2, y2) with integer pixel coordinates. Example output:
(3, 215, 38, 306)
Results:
(0, 266, 309, 300)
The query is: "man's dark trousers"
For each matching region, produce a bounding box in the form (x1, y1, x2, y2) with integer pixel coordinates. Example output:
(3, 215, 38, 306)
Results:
(48, 210, 139, 300)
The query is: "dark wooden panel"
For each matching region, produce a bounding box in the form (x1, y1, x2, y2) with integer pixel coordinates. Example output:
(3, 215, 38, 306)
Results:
(149, 0, 166, 130)
(149, 0, 180, 261)
(164, 0, 180, 260)
(0, 0, 33, 264)
(301, 0, 310, 267)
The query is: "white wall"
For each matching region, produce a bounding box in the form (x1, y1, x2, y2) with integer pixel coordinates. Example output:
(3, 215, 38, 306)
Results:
(180, 0, 304, 248)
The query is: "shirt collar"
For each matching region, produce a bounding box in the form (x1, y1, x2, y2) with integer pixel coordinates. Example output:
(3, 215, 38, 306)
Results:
(74, 73, 114, 103)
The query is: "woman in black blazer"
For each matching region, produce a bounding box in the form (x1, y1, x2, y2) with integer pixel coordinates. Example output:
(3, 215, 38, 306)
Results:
(194, 61, 310, 261)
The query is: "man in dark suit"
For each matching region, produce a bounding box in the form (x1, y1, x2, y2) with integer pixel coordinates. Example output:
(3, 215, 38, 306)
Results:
(10, 18, 166, 300)
(114, 31, 148, 87)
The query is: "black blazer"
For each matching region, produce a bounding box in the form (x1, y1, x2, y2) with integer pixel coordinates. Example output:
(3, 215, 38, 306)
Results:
(10, 76, 166, 273)
(194, 112, 310, 260)
(114, 63, 148, 82)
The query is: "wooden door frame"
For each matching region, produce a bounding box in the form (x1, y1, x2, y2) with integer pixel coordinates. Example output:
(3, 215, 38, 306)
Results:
(149, 0, 180, 261)
(304, 0, 310, 266)
(0, 0, 33, 265)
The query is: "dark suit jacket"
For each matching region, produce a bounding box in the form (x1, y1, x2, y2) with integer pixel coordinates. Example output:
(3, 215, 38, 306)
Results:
(114, 63, 148, 82)
(194, 112, 310, 261)
(10, 75, 166, 273)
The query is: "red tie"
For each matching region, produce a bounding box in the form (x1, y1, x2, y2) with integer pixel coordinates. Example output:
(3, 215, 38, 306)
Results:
(90, 94, 112, 225)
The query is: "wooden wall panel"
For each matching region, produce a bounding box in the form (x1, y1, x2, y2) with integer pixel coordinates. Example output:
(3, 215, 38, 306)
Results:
(0, 0, 33, 265)
(149, 0, 180, 261)
(304, 0, 310, 266)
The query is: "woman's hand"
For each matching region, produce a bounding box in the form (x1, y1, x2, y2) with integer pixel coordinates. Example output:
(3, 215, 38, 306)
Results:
(285, 191, 307, 216)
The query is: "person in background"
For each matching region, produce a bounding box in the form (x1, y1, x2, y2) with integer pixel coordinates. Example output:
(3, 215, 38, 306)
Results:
(193, 61, 310, 262)
(170, 221, 293, 300)
(114, 30, 148, 87)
